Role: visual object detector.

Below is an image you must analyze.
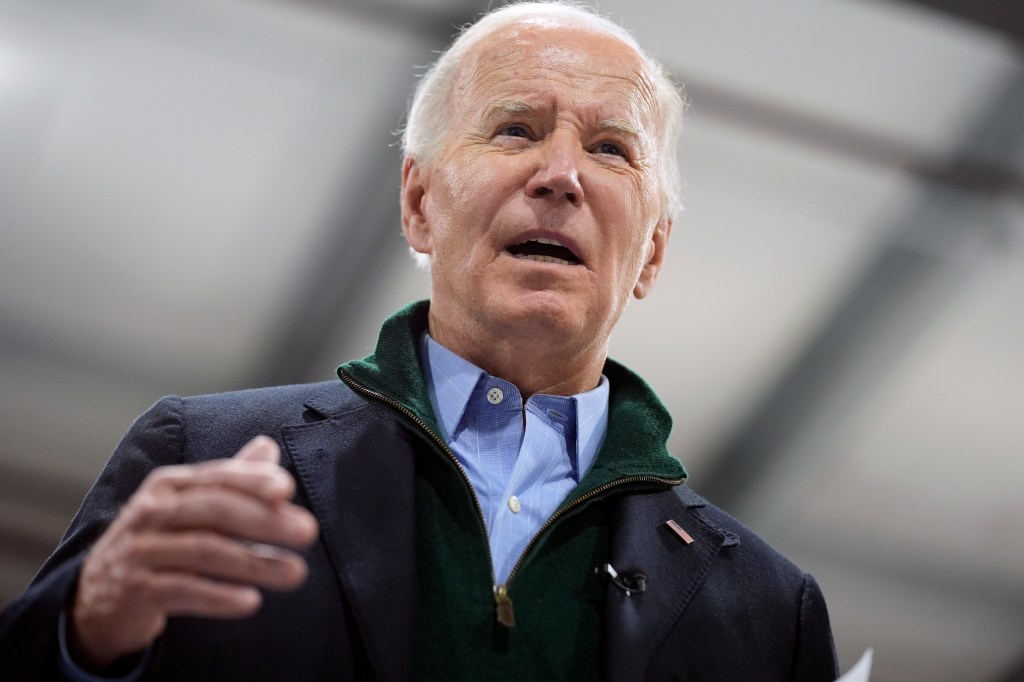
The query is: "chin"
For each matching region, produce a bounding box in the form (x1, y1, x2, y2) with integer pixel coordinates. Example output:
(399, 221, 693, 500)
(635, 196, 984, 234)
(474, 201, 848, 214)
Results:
(494, 290, 593, 338)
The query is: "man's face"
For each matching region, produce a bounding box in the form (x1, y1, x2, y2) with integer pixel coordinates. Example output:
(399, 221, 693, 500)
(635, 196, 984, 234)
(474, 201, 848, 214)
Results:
(403, 24, 670, 358)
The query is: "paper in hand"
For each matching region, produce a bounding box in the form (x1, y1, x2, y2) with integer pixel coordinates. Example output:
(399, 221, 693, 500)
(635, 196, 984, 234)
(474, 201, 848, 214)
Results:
(835, 648, 873, 682)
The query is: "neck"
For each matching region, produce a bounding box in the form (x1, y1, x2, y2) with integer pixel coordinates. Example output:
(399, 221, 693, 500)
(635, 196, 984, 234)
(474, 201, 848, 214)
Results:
(428, 311, 608, 399)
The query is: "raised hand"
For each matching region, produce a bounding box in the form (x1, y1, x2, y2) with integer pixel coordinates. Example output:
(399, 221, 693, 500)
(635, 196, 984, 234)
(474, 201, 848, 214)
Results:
(69, 436, 319, 670)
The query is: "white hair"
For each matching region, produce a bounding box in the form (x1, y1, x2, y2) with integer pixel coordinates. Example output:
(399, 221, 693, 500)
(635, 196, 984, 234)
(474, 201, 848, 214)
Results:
(401, 1, 686, 225)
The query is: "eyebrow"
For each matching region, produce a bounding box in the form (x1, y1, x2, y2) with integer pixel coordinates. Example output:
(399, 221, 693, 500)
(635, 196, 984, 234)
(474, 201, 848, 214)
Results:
(596, 118, 642, 138)
(489, 99, 544, 117)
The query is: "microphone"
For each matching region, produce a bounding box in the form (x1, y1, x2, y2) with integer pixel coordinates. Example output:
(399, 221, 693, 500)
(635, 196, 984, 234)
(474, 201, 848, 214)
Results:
(596, 563, 647, 597)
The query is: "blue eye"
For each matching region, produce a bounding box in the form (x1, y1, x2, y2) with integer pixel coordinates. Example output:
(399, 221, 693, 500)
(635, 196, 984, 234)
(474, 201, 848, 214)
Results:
(500, 124, 531, 138)
(598, 141, 626, 157)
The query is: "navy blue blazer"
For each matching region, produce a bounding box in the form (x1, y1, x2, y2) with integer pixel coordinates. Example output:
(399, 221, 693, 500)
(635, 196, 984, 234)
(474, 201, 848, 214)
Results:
(0, 380, 838, 681)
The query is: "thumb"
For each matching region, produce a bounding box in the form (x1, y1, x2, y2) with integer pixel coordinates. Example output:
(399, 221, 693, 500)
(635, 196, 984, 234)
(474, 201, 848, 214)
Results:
(234, 435, 281, 464)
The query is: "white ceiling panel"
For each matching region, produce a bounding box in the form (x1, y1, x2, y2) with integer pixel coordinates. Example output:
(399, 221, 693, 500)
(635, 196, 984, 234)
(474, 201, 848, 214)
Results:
(601, 0, 1019, 158)
(0, 0, 429, 391)
(763, 257, 1024, 580)
(0, 348, 164, 481)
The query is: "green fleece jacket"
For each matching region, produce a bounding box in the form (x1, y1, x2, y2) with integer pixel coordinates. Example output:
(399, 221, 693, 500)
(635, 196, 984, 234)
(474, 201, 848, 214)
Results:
(338, 301, 686, 681)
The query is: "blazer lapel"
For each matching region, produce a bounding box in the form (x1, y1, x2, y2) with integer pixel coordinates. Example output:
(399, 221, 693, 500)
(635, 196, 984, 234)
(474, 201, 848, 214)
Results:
(603, 485, 739, 681)
(281, 386, 417, 682)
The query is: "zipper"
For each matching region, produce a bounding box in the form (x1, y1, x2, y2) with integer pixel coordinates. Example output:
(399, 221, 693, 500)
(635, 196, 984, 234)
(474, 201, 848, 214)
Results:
(338, 368, 685, 628)
(337, 369, 496, 584)
(492, 473, 683, 626)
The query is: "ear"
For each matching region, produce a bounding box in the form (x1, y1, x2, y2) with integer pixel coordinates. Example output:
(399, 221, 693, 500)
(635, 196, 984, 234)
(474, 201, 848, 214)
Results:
(401, 156, 432, 255)
(632, 216, 672, 300)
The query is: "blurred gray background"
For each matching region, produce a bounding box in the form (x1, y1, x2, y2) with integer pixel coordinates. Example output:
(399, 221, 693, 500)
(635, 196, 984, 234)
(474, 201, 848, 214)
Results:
(1, 0, 1022, 679)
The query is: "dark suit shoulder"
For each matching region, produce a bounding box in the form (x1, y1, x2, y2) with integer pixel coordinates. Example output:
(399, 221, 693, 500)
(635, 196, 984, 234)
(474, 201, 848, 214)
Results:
(674, 483, 807, 580)
(183, 379, 346, 417)
(173, 380, 360, 461)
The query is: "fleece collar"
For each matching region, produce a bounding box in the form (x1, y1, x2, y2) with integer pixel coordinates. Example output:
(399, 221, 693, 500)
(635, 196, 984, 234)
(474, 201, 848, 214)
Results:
(337, 301, 686, 488)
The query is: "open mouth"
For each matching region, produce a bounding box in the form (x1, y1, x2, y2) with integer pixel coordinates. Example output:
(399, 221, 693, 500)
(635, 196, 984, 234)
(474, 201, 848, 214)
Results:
(506, 237, 582, 266)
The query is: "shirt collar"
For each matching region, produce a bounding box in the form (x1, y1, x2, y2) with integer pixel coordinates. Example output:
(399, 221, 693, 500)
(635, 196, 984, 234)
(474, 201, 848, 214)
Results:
(420, 332, 609, 479)
(420, 332, 486, 443)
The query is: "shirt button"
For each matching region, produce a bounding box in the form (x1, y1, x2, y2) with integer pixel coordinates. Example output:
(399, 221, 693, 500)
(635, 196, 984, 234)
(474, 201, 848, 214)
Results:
(508, 495, 521, 513)
(487, 387, 504, 405)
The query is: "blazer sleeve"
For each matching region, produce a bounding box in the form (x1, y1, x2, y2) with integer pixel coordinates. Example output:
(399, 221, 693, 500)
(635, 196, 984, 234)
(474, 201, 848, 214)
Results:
(0, 396, 187, 682)
(790, 572, 840, 682)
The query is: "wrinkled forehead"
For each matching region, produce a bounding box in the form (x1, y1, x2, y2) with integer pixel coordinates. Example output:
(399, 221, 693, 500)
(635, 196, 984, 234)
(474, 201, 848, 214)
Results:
(452, 24, 660, 130)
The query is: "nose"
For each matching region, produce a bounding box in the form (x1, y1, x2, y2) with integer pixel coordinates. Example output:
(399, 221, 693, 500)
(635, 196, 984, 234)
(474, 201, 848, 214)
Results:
(525, 133, 584, 207)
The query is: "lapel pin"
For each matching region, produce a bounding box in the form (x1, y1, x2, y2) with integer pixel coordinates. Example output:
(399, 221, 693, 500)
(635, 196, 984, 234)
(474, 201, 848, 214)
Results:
(664, 519, 694, 545)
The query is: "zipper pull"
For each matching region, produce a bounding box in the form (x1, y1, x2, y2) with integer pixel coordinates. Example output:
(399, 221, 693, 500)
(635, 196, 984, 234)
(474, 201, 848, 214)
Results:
(494, 584, 516, 628)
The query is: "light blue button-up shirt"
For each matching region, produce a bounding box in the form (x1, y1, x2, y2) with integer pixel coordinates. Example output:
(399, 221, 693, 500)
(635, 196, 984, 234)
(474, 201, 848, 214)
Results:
(420, 333, 610, 584)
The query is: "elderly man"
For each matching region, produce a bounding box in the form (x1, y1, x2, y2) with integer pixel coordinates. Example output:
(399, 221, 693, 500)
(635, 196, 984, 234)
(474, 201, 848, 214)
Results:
(0, 2, 838, 680)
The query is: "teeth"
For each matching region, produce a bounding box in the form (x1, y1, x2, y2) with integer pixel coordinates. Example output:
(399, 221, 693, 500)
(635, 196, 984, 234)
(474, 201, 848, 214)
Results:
(532, 237, 564, 247)
(513, 253, 571, 265)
